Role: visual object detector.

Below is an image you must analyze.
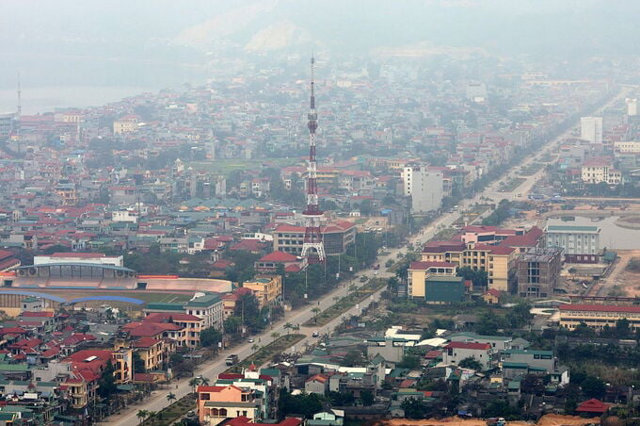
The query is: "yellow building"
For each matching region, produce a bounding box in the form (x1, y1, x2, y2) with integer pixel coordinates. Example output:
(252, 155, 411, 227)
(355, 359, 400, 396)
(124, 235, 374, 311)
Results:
(421, 242, 516, 292)
(142, 313, 204, 348)
(242, 276, 283, 308)
(581, 160, 622, 185)
(559, 304, 640, 331)
(131, 337, 175, 372)
(112, 347, 133, 384)
(408, 261, 457, 298)
(113, 114, 141, 134)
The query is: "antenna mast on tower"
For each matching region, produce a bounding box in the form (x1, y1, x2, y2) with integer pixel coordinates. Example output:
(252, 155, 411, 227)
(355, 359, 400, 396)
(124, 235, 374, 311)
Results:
(300, 56, 325, 264)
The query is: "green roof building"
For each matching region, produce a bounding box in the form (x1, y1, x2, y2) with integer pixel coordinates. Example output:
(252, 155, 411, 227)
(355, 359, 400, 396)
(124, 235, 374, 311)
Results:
(424, 276, 465, 304)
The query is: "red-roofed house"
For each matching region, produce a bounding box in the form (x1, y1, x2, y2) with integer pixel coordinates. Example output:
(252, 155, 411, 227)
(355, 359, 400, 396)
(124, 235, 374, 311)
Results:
(197, 384, 262, 424)
(482, 288, 502, 305)
(62, 349, 129, 409)
(576, 398, 609, 416)
(143, 313, 203, 348)
(305, 374, 329, 395)
(254, 251, 305, 274)
(0, 250, 20, 272)
(461, 226, 519, 245)
(230, 239, 269, 254)
(443, 342, 491, 370)
(224, 416, 302, 426)
(499, 227, 543, 253)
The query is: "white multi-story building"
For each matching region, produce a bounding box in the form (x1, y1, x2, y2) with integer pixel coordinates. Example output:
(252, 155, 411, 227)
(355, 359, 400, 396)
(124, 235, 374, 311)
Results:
(614, 141, 640, 154)
(580, 116, 603, 144)
(626, 98, 638, 116)
(401, 165, 443, 214)
(581, 159, 621, 184)
(545, 220, 600, 263)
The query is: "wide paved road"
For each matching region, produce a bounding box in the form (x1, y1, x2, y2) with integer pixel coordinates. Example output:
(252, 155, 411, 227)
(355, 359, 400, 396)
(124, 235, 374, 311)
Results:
(105, 88, 627, 426)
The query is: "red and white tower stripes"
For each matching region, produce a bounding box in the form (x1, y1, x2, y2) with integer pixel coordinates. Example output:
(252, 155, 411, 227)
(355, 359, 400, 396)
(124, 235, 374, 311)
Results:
(301, 56, 325, 264)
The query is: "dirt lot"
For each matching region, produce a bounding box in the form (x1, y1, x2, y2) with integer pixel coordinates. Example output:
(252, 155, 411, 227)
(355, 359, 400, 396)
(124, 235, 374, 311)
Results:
(378, 414, 599, 426)
(598, 250, 640, 297)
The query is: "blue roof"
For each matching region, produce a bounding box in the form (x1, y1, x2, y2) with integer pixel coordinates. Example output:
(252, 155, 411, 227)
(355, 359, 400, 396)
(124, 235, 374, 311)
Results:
(0, 290, 66, 303)
(68, 296, 145, 305)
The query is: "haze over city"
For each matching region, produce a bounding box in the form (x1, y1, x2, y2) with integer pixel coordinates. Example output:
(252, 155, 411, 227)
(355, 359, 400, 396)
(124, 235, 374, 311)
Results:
(0, 1, 639, 425)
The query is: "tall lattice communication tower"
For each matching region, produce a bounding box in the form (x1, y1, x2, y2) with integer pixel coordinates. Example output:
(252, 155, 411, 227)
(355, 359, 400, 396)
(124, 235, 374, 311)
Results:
(300, 56, 325, 264)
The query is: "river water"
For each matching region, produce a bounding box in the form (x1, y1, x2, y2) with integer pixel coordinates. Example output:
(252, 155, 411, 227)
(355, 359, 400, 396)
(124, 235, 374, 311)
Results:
(0, 86, 151, 115)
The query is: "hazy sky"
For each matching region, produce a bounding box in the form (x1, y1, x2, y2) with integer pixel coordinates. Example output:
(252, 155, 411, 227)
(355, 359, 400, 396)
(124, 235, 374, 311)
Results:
(1, 0, 638, 112)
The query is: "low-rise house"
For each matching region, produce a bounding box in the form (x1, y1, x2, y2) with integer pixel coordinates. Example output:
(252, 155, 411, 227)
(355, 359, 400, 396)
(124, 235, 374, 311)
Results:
(442, 342, 491, 370)
(197, 384, 263, 424)
(305, 374, 329, 395)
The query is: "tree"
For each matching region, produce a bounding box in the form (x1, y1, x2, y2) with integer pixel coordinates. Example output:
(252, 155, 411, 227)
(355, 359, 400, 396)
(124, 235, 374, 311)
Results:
(167, 392, 177, 403)
(506, 301, 533, 329)
(458, 357, 483, 371)
(235, 292, 262, 332)
(271, 331, 280, 340)
(311, 307, 321, 323)
(97, 360, 117, 399)
(189, 378, 201, 394)
(360, 390, 374, 406)
(284, 322, 293, 335)
(133, 352, 145, 373)
(328, 391, 355, 406)
(278, 389, 323, 418)
(224, 316, 242, 335)
(581, 376, 606, 399)
(614, 318, 631, 338)
(401, 398, 429, 419)
(342, 350, 364, 367)
(397, 354, 420, 369)
(137, 410, 149, 424)
(200, 327, 223, 347)
(457, 266, 488, 289)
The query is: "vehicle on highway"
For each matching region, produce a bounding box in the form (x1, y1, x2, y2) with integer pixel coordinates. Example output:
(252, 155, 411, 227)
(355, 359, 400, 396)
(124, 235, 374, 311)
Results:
(248, 338, 254, 343)
(225, 354, 239, 366)
(312, 331, 320, 337)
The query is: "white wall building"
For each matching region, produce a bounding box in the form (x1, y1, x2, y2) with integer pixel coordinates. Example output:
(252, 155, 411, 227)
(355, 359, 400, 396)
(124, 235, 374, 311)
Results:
(442, 342, 492, 370)
(626, 98, 638, 116)
(580, 116, 603, 144)
(34, 253, 124, 267)
(545, 220, 600, 262)
(401, 166, 443, 214)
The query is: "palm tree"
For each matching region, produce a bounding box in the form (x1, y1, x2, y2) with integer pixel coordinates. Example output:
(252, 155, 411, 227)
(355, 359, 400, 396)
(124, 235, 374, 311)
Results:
(284, 322, 293, 335)
(271, 331, 280, 341)
(166, 392, 177, 403)
(188, 378, 200, 394)
(311, 307, 321, 324)
(333, 295, 340, 304)
(147, 411, 157, 421)
(251, 343, 260, 352)
(137, 409, 148, 424)
(200, 376, 210, 386)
